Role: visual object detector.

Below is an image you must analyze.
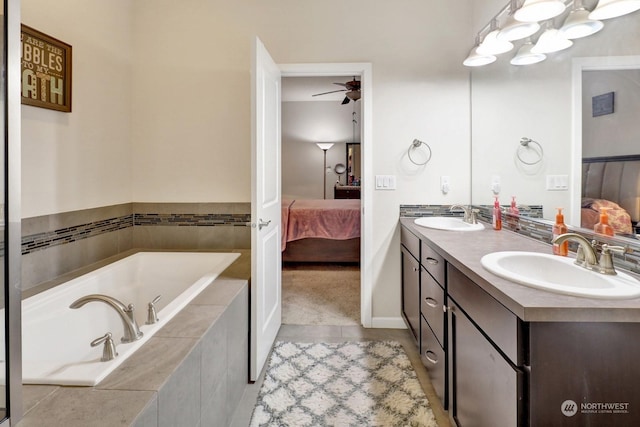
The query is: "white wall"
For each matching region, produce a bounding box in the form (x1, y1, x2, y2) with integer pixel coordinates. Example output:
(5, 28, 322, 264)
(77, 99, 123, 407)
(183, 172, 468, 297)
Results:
(282, 100, 358, 199)
(21, 0, 473, 323)
(21, 0, 133, 218)
(582, 70, 640, 158)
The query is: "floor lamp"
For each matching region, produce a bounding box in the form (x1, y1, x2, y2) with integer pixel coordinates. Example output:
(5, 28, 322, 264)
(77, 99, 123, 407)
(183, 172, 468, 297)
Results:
(316, 143, 334, 199)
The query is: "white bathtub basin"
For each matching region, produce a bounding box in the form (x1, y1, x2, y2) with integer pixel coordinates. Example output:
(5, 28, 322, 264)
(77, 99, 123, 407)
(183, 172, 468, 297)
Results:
(414, 217, 484, 231)
(22, 251, 240, 386)
(481, 251, 640, 299)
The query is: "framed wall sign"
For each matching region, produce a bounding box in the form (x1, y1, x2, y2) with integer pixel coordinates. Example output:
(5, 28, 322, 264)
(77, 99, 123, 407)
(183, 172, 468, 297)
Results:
(592, 91, 614, 117)
(21, 24, 72, 112)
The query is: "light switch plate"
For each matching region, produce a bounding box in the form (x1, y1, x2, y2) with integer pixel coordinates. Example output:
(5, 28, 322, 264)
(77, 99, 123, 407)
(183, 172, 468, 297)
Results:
(375, 175, 396, 190)
(546, 175, 569, 191)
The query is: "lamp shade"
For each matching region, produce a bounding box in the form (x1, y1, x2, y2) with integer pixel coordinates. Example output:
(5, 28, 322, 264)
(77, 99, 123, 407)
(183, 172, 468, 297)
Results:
(316, 143, 334, 151)
(560, 7, 604, 38)
(589, 0, 640, 20)
(510, 41, 547, 65)
(497, 14, 541, 41)
(463, 46, 497, 67)
(514, 0, 567, 22)
(531, 28, 574, 53)
(476, 30, 515, 55)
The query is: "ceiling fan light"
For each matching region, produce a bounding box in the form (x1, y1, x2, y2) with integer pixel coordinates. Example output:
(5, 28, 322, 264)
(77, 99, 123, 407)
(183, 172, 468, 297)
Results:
(510, 41, 547, 65)
(589, 0, 640, 20)
(476, 30, 515, 55)
(531, 28, 574, 53)
(463, 46, 497, 67)
(514, 0, 567, 22)
(560, 8, 604, 39)
(497, 14, 541, 41)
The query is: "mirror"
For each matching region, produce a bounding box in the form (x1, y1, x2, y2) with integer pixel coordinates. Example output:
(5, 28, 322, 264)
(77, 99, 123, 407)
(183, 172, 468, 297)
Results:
(471, 2, 640, 242)
(346, 143, 361, 186)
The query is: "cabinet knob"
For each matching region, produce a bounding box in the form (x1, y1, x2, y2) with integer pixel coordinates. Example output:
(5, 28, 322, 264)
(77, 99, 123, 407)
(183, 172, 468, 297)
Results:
(413, 267, 419, 272)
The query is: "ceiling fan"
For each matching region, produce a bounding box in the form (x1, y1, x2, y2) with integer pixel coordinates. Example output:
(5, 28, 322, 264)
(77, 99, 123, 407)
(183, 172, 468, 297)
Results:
(312, 77, 361, 105)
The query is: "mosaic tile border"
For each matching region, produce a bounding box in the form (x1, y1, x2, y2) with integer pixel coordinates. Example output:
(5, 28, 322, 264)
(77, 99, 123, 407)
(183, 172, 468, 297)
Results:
(401, 204, 640, 275)
(21, 215, 133, 255)
(134, 213, 251, 227)
(21, 211, 252, 255)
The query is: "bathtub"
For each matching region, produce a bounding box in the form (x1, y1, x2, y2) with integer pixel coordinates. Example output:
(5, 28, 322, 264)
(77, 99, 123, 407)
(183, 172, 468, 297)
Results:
(22, 251, 240, 386)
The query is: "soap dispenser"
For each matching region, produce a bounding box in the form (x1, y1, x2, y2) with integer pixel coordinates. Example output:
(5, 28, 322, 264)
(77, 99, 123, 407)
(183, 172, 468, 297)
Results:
(508, 196, 520, 230)
(552, 208, 568, 256)
(594, 207, 615, 236)
(492, 196, 502, 230)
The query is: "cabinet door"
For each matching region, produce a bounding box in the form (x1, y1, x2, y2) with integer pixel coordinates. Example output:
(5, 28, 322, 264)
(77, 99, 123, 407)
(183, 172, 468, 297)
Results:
(449, 302, 524, 427)
(401, 246, 420, 342)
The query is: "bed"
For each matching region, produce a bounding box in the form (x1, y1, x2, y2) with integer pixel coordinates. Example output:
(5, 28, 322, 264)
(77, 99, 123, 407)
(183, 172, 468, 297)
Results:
(582, 156, 640, 235)
(281, 199, 361, 263)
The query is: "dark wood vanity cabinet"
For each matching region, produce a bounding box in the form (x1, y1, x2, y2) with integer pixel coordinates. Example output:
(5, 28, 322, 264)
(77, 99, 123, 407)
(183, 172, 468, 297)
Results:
(402, 221, 640, 426)
(334, 185, 360, 199)
(401, 226, 447, 406)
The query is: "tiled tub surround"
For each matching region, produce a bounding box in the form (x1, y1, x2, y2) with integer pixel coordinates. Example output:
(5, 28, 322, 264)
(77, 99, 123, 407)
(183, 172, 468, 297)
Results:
(17, 250, 250, 427)
(21, 202, 251, 291)
(401, 204, 640, 275)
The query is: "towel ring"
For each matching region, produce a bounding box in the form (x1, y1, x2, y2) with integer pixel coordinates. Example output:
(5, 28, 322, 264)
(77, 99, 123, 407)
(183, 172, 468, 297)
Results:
(408, 139, 432, 166)
(517, 137, 543, 165)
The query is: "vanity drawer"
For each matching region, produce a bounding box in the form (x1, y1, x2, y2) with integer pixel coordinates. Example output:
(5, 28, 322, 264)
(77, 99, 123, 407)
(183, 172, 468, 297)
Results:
(420, 267, 445, 347)
(448, 265, 524, 365)
(401, 225, 420, 260)
(421, 315, 446, 406)
(421, 241, 445, 285)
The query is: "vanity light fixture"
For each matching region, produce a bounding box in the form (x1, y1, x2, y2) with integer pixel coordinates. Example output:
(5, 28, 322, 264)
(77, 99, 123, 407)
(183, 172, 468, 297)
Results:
(477, 20, 515, 55)
(510, 40, 547, 65)
(589, 0, 640, 20)
(514, 0, 567, 22)
(463, 46, 498, 67)
(560, 0, 604, 38)
(498, 0, 542, 41)
(531, 25, 574, 53)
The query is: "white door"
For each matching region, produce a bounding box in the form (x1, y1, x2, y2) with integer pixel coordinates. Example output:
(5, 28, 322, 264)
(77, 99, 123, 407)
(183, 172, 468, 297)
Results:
(250, 37, 282, 381)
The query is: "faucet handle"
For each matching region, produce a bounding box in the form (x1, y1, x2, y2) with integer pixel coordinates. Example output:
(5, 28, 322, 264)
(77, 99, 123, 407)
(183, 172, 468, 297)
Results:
(91, 332, 118, 362)
(146, 295, 162, 325)
(598, 244, 625, 275)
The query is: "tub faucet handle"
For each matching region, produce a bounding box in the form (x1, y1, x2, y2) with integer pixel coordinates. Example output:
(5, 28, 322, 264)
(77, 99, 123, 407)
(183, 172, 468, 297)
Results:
(91, 332, 118, 362)
(146, 295, 162, 325)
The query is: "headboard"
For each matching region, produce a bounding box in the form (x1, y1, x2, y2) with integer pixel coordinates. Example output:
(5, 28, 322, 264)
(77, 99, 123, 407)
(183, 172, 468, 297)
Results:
(582, 155, 640, 223)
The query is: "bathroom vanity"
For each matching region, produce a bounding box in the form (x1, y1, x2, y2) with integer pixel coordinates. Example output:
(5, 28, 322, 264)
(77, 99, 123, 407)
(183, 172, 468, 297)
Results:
(400, 218, 640, 427)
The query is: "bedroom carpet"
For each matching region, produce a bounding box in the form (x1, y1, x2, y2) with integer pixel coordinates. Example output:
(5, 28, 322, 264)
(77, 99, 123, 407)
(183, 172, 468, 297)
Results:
(249, 340, 437, 426)
(282, 263, 360, 326)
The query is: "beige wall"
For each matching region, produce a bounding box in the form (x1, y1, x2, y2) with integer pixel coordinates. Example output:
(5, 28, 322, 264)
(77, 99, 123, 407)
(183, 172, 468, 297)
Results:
(282, 100, 358, 199)
(21, 0, 474, 322)
(21, 0, 133, 218)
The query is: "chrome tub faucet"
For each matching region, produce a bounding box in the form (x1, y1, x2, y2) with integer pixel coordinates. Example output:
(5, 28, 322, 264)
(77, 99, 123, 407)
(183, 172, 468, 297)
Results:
(70, 294, 144, 343)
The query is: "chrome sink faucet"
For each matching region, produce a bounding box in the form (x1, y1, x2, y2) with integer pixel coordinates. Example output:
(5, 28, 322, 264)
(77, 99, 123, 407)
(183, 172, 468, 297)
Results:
(551, 233, 625, 275)
(70, 294, 144, 343)
(450, 204, 479, 224)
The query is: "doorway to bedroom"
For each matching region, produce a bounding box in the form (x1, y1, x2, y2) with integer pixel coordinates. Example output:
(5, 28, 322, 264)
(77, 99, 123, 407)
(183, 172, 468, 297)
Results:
(280, 72, 366, 327)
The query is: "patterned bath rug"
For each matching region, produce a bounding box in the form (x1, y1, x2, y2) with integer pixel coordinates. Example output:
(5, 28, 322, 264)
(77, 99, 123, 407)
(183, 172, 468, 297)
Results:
(249, 340, 437, 426)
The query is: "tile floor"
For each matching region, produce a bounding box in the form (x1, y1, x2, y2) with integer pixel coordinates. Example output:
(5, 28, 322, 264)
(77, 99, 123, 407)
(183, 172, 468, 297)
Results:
(230, 324, 450, 427)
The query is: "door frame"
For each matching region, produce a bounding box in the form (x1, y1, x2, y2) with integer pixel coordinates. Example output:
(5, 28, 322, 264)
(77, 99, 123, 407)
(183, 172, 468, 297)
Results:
(279, 63, 373, 327)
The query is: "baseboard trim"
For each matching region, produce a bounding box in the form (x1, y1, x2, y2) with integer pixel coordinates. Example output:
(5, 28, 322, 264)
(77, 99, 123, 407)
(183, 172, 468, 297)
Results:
(370, 317, 407, 329)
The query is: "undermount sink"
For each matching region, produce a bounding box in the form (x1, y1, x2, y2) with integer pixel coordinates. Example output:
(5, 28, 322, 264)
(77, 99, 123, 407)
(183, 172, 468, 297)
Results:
(414, 217, 485, 231)
(481, 251, 640, 299)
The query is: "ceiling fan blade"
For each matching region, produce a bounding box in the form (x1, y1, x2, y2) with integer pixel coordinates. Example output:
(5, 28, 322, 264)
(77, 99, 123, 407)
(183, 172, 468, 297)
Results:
(312, 89, 347, 97)
(333, 82, 348, 88)
(341, 96, 351, 105)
